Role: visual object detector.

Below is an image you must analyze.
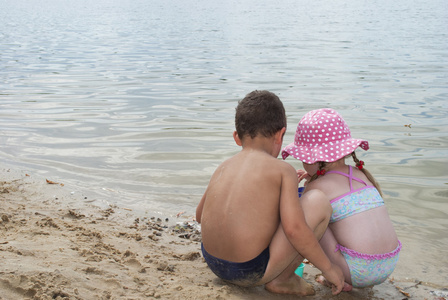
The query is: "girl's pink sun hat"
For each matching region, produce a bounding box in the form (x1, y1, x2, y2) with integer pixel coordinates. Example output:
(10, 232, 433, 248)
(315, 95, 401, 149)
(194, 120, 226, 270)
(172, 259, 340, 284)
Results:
(282, 108, 369, 164)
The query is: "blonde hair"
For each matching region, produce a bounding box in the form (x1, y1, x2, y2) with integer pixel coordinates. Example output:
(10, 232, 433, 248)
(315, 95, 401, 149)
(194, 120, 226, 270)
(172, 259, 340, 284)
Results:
(308, 152, 383, 197)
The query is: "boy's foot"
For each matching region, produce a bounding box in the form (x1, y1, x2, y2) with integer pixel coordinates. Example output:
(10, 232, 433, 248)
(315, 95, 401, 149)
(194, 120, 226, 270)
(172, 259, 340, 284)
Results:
(265, 274, 315, 296)
(315, 274, 353, 292)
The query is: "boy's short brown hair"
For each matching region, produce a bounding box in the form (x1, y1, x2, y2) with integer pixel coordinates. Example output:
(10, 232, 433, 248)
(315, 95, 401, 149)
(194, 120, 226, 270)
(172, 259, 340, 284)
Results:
(235, 90, 286, 139)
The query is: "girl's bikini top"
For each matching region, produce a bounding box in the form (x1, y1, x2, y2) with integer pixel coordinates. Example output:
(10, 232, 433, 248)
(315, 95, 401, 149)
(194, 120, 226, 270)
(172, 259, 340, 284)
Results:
(327, 166, 384, 223)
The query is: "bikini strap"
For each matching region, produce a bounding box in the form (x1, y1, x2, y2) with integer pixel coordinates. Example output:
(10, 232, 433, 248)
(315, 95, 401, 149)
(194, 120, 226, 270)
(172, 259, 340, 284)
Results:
(326, 166, 368, 191)
(348, 166, 353, 191)
(349, 166, 368, 187)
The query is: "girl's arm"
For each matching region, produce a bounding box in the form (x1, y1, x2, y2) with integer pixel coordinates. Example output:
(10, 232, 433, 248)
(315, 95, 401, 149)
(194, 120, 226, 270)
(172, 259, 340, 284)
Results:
(296, 169, 311, 185)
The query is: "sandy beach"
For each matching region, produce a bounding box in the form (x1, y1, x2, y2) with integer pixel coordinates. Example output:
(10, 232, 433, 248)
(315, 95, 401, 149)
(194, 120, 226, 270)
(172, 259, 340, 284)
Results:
(0, 167, 446, 300)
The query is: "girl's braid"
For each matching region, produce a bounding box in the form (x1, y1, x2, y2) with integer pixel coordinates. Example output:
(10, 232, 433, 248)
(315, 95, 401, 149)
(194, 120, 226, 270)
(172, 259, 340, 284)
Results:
(351, 152, 383, 196)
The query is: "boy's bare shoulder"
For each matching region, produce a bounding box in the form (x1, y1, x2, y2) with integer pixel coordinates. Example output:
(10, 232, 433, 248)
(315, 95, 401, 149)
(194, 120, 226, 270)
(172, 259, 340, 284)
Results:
(213, 152, 296, 178)
(274, 158, 298, 177)
(276, 157, 296, 169)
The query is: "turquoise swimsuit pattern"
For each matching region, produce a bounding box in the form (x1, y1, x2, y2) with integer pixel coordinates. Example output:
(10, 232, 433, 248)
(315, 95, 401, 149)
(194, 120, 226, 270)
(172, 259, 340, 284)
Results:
(330, 186, 384, 223)
(336, 241, 402, 287)
(328, 166, 384, 223)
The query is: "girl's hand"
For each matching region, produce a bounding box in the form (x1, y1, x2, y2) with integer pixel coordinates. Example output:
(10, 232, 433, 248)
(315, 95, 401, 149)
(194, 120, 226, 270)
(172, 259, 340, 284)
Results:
(297, 169, 311, 185)
(321, 263, 346, 295)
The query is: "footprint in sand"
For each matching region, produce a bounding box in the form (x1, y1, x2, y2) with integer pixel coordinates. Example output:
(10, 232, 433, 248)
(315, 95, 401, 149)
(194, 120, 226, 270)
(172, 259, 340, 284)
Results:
(0, 275, 39, 299)
(102, 278, 122, 289)
(124, 258, 142, 268)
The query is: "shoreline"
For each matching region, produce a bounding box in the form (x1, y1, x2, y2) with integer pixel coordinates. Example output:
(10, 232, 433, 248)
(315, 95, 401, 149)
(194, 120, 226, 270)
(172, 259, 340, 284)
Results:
(0, 167, 445, 299)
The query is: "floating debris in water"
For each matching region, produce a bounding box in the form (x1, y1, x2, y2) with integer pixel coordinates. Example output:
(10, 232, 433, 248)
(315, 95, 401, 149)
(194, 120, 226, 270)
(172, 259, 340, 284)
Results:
(430, 289, 448, 298)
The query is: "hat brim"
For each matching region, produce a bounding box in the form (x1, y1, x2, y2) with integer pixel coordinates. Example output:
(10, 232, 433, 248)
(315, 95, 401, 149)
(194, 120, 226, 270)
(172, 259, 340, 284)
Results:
(282, 139, 369, 164)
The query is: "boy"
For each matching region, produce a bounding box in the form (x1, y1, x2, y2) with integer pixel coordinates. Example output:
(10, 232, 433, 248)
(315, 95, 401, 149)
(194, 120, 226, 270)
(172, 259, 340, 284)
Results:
(196, 90, 345, 295)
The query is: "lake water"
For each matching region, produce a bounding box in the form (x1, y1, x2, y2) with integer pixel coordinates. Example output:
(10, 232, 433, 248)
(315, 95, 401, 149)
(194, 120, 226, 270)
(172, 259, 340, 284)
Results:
(1, 0, 447, 287)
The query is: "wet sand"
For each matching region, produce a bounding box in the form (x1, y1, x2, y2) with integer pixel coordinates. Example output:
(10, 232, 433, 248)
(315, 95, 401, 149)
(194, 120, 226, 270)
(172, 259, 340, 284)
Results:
(0, 167, 446, 300)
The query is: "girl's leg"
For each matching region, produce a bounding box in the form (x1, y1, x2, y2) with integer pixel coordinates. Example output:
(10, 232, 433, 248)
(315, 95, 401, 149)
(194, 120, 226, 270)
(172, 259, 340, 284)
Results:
(299, 191, 333, 239)
(319, 228, 352, 286)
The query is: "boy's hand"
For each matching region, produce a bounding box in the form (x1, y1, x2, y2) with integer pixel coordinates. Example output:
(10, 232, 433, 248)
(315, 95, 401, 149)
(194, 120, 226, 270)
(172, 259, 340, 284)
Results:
(321, 263, 345, 295)
(296, 169, 311, 185)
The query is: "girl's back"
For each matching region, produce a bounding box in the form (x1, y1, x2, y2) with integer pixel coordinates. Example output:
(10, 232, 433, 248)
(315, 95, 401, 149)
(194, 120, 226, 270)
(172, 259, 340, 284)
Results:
(313, 165, 399, 255)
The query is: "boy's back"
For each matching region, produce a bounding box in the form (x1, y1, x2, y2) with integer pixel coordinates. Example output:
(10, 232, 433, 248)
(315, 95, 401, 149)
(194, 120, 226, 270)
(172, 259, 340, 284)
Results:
(199, 146, 290, 263)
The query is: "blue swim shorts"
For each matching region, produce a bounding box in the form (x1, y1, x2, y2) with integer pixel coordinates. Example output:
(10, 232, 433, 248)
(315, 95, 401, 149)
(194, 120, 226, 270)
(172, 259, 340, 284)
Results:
(201, 243, 270, 286)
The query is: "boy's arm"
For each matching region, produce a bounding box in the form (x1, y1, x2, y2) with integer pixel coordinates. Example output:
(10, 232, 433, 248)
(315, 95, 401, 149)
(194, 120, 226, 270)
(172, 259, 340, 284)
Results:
(280, 164, 344, 294)
(196, 193, 206, 223)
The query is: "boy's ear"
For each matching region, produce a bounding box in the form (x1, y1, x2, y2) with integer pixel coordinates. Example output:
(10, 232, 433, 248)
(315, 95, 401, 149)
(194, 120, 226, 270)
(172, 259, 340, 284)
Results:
(275, 127, 286, 144)
(233, 131, 242, 146)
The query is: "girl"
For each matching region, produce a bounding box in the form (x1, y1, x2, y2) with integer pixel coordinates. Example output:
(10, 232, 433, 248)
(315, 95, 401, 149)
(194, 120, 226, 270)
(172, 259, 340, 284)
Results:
(282, 108, 401, 288)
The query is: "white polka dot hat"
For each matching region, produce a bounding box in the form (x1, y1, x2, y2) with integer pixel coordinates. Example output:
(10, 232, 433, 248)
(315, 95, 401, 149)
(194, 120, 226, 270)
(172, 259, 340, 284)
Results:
(281, 108, 369, 163)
